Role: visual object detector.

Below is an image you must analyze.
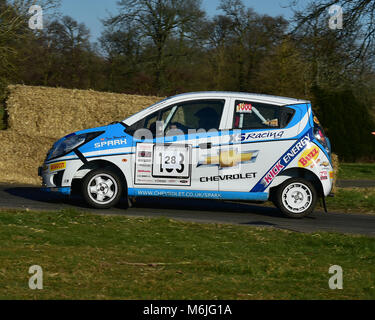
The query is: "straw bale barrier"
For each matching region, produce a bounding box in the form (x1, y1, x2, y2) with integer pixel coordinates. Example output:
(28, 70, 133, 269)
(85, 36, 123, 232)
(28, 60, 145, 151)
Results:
(6, 85, 161, 140)
(0, 85, 161, 184)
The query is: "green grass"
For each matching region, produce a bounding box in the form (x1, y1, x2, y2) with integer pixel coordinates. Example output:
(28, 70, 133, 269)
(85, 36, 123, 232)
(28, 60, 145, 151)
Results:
(0, 209, 374, 300)
(338, 163, 375, 180)
(323, 188, 375, 214)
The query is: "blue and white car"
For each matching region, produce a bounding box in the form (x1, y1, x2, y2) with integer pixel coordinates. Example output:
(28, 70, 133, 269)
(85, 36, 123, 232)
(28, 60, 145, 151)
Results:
(39, 92, 333, 218)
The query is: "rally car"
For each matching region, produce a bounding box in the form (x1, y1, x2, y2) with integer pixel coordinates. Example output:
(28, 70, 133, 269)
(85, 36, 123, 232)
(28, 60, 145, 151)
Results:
(39, 92, 333, 218)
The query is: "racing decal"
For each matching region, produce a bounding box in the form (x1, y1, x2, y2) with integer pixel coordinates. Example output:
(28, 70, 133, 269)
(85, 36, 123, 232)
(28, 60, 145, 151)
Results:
(263, 161, 285, 185)
(94, 137, 127, 149)
(320, 161, 330, 168)
(236, 103, 253, 113)
(153, 144, 191, 179)
(298, 146, 320, 168)
(197, 149, 259, 169)
(50, 161, 66, 172)
(233, 130, 285, 143)
(251, 130, 314, 192)
(313, 116, 320, 125)
(200, 172, 257, 183)
(320, 171, 328, 181)
(329, 171, 334, 179)
(128, 188, 269, 201)
(134, 143, 192, 186)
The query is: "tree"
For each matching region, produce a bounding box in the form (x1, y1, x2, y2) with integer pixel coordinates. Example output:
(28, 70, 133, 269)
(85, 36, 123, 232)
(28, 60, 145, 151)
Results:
(291, 0, 375, 64)
(103, 0, 205, 94)
(204, 0, 288, 92)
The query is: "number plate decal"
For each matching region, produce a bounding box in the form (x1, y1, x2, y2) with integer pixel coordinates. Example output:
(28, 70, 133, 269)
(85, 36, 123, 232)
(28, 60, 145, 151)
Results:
(153, 144, 191, 179)
(134, 143, 191, 186)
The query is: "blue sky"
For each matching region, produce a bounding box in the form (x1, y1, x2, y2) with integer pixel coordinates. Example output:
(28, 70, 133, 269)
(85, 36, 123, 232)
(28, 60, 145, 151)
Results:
(59, 0, 297, 42)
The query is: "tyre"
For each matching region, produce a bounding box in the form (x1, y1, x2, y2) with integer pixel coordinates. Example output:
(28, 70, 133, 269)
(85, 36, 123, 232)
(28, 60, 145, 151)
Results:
(274, 178, 317, 219)
(82, 169, 123, 209)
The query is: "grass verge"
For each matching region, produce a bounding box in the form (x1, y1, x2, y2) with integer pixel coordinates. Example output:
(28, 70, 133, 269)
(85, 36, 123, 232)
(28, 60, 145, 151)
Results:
(338, 163, 375, 180)
(0, 209, 374, 300)
(322, 188, 375, 214)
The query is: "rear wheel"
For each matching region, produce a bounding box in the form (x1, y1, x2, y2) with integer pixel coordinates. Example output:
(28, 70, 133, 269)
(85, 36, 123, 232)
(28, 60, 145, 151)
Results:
(274, 178, 317, 219)
(82, 169, 123, 209)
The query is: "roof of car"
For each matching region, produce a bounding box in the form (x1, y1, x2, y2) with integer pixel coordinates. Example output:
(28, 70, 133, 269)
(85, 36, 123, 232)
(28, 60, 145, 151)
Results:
(167, 91, 310, 106)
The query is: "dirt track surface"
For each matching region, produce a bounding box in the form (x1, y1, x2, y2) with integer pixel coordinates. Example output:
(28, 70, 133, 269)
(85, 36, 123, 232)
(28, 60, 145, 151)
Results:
(0, 184, 374, 237)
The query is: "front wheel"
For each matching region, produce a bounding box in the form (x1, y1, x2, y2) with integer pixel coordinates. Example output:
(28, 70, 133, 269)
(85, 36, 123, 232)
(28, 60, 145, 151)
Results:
(274, 178, 317, 219)
(82, 169, 123, 209)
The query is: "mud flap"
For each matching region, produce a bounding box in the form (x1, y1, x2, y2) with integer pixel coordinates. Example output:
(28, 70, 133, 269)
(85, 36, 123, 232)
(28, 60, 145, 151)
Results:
(322, 196, 328, 213)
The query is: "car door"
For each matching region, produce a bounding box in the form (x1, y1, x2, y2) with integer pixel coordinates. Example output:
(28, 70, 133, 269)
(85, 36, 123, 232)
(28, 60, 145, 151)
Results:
(219, 99, 297, 193)
(132, 99, 227, 193)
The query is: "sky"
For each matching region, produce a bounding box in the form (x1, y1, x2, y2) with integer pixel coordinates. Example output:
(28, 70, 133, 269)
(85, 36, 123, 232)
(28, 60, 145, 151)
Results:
(58, 0, 298, 43)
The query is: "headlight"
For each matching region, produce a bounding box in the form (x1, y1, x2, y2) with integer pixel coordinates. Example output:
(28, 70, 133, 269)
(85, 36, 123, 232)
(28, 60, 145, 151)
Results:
(48, 132, 104, 160)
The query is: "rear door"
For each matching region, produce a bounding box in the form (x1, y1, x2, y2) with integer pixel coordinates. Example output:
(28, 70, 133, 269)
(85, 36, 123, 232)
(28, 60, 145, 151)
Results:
(219, 99, 297, 192)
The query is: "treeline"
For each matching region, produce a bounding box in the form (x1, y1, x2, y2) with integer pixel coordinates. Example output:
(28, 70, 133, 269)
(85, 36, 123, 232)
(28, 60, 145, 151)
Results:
(1, 0, 375, 161)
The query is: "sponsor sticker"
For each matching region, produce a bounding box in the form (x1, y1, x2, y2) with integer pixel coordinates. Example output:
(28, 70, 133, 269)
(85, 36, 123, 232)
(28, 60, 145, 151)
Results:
(198, 149, 259, 169)
(236, 103, 253, 113)
(236, 131, 285, 142)
(314, 116, 321, 125)
(138, 151, 152, 158)
(320, 161, 330, 168)
(320, 171, 328, 181)
(298, 146, 320, 168)
(251, 131, 313, 192)
(50, 162, 66, 172)
(200, 172, 257, 183)
(263, 161, 285, 185)
(94, 138, 127, 149)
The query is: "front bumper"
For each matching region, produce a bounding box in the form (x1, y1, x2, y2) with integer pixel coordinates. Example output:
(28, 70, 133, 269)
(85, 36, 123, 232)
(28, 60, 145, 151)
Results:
(38, 166, 65, 188)
(42, 187, 71, 196)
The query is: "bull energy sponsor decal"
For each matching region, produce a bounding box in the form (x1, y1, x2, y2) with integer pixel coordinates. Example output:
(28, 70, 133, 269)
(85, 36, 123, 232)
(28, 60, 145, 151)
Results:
(201, 172, 257, 183)
(50, 161, 66, 172)
(251, 131, 314, 192)
(198, 149, 258, 169)
(236, 103, 253, 113)
(298, 146, 319, 168)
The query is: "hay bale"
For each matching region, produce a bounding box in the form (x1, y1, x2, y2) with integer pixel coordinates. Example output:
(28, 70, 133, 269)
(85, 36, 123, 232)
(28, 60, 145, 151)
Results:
(6, 85, 161, 139)
(0, 131, 55, 185)
(331, 153, 339, 193)
(0, 85, 163, 185)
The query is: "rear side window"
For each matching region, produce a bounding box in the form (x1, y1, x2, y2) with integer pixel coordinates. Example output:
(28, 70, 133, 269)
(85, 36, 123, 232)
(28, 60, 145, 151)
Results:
(233, 100, 295, 130)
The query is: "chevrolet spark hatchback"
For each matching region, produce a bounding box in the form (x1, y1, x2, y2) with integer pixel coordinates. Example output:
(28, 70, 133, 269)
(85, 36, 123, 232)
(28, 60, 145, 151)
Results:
(39, 92, 333, 218)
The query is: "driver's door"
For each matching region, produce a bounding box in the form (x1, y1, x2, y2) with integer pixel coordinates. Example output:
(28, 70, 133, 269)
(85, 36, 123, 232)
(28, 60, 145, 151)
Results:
(132, 99, 226, 192)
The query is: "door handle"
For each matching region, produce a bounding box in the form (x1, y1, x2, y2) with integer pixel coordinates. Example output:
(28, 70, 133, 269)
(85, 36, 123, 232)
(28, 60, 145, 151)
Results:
(199, 143, 212, 149)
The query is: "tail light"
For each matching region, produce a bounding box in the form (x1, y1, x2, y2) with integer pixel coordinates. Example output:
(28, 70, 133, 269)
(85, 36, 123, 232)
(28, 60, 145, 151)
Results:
(313, 116, 331, 156)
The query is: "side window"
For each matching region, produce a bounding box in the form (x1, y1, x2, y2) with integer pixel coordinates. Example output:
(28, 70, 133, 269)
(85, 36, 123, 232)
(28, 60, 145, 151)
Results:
(126, 110, 160, 136)
(165, 100, 225, 134)
(233, 101, 294, 130)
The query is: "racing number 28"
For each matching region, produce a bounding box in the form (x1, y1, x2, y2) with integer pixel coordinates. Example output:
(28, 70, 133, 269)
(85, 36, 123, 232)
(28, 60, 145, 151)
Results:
(159, 153, 185, 174)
